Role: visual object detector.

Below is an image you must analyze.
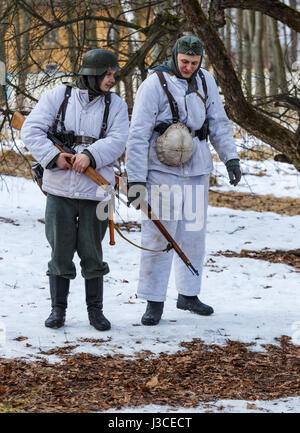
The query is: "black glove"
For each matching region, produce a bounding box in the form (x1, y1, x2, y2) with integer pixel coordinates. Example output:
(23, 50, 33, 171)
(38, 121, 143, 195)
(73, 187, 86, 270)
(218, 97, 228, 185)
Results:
(127, 182, 147, 210)
(226, 159, 241, 186)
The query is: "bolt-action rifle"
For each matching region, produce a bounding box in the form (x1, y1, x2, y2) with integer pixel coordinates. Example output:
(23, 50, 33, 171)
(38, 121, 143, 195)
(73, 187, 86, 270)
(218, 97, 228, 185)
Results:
(11, 111, 199, 276)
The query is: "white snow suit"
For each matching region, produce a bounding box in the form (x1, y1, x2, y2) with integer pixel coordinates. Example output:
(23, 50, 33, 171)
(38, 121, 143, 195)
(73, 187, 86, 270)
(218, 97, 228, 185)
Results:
(21, 84, 129, 200)
(126, 69, 238, 301)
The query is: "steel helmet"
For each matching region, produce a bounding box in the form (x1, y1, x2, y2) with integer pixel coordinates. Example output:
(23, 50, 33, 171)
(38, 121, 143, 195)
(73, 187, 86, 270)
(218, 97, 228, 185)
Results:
(78, 49, 120, 76)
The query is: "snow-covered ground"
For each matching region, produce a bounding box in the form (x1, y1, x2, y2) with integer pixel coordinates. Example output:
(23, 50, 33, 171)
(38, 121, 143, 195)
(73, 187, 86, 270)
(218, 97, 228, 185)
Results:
(0, 156, 299, 413)
(212, 157, 300, 198)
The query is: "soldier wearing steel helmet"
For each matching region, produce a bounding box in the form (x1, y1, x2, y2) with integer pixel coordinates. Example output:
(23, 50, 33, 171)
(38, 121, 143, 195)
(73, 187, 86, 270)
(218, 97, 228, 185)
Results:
(126, 35, 241, 326)
(21, 49, 129, 331)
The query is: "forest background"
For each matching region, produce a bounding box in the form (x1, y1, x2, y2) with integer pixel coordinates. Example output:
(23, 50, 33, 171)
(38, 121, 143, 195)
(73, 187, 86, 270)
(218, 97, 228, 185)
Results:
(0, 0, 299, 174)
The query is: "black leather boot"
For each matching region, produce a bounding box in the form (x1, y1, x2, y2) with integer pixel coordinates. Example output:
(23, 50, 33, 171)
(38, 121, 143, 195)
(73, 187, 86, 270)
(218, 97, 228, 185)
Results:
(177, 294, 214, 316)
(141, 301, 164, 326)
(85, 277, 111, 331)
(45, 276, 70, 328)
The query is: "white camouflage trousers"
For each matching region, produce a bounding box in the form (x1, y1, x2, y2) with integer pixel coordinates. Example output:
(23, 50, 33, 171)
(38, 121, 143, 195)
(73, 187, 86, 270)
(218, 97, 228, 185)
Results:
(137, 170, 210, 302)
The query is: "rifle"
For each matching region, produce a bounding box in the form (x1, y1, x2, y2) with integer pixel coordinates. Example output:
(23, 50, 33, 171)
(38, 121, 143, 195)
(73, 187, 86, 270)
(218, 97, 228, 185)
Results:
(11, 111, 199, 276)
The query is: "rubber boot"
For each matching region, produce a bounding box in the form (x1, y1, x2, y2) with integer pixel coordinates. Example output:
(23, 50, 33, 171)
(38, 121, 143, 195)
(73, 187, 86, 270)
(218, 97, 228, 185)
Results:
(85, 277, 111, 331)
(141, 301, 164, 326)
(45, 276, 70, 328)
(177, 294, 214, 316)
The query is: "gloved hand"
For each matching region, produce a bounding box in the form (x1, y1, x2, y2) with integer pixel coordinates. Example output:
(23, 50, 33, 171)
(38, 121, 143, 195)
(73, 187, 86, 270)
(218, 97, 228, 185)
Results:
(226, 159, 241, 186)
(127, 182, 147, 210)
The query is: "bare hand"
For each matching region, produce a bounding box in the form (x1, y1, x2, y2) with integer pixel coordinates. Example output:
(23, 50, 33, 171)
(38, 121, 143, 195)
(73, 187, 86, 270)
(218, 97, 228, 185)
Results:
(71, 153, 90, 174)
(56, 153, 73, 170)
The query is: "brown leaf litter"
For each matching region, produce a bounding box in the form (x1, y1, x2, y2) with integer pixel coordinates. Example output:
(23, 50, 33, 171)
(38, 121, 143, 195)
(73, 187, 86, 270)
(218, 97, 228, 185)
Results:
(215, 249, 300, 270)
(0, 336, 300, 413)
(0, 216, 20, 226)
(209, 190, 300, 216)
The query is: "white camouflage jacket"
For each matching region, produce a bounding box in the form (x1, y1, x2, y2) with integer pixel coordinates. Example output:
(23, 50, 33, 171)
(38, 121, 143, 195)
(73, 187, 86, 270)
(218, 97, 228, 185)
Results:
(126, 68, 238, 182)
(21, 84, 129, 201)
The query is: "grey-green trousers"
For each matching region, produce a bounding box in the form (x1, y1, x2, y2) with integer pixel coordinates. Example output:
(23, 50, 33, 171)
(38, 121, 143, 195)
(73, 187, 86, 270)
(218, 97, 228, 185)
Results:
(45, 193, 109, 280)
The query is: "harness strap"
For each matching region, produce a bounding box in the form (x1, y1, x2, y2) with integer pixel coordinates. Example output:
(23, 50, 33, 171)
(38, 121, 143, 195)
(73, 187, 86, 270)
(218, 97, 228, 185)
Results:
(198, 69, 208, 101)
(155, 71, 179, 124)
(53, 85, 72, 134)
(165, 70, 209, 140)
(187, 82, 206, 106)
(99, 92, 111, 139)
(53, 86, 111, 140)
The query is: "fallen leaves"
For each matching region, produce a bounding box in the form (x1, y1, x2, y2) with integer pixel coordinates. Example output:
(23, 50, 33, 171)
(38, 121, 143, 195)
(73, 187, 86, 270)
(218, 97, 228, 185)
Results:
(146, 376, 159, 388)
(13, 336, 28, 342)
(1, 336, 300, 412)
(0, 217, 20, 226)
(209, 190, 300, 216)
(215, 248, 300, 269)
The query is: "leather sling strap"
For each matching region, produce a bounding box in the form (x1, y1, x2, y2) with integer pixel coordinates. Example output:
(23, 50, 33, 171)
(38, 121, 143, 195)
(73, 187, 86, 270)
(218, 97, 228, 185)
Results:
(155, 71, 179, 123)
(52, 85, 111, 141)
(53, 85, 72, 134)
(99, 92, 111, 139)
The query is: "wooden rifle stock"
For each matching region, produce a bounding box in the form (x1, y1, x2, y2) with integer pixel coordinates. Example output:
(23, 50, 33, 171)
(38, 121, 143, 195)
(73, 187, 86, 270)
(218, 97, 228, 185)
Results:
(11, 111, 115, 247)
(11, 111, 112, 191)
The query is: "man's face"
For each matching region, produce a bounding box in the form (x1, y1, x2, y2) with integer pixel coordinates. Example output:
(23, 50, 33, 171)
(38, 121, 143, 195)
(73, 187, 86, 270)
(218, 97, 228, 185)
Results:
(100, 68, 117, 92)
(177, 53, 201, 78)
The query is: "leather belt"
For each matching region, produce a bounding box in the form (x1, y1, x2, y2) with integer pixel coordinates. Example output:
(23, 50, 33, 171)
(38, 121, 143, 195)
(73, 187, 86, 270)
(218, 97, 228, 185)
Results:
(73, 136, 97, 145)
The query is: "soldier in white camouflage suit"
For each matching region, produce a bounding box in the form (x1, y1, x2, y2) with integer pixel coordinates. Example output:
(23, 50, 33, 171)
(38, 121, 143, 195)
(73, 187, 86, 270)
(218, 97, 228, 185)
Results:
(126, 35, 241, 326)
(22, 49, 129, 331)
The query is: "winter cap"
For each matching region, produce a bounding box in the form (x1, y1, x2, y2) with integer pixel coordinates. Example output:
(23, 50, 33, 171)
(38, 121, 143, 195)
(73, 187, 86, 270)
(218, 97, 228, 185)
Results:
(176, 35, 203, 56)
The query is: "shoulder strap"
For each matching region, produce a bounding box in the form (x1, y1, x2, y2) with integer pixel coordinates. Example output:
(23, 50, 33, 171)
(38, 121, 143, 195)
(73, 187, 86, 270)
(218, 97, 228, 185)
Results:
(198, 69, 208, 102)
(155, 71, 179, 123)
(99, 92, 111, 139)
(53, 85, 72, 133)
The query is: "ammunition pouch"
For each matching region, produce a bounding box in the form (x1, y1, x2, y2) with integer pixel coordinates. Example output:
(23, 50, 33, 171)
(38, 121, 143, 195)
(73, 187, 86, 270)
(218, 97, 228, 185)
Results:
(53, 130, 75, 149)
(154, 123, 171, 135)
(193, 119, 209, 141)
(32, 162, 46, 196)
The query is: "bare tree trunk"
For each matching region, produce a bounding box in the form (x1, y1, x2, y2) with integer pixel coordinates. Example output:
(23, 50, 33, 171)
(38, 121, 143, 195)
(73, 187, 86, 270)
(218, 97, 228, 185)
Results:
(209, 0, 300, 31)
(253, 12, 266, 98)
(271, 18, 288, 93)
(14, 5, 30, 110)
(244, 11, 254, 98)
(236, 9, 244, 80)
(86, 4, 97, 51)
(225, 10, 232, 55)
(267, 17, 279, 97)
(0, 1, 8, 106)
(180, 0, 300, 171)
(290, 0, 298, 64)
(66, 6, 78, 74)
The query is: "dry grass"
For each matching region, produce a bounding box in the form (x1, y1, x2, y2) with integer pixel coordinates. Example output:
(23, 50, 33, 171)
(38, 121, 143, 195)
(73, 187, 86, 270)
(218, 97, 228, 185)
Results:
(238, 145, 277, 162)
(0, 150, 34, 179)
